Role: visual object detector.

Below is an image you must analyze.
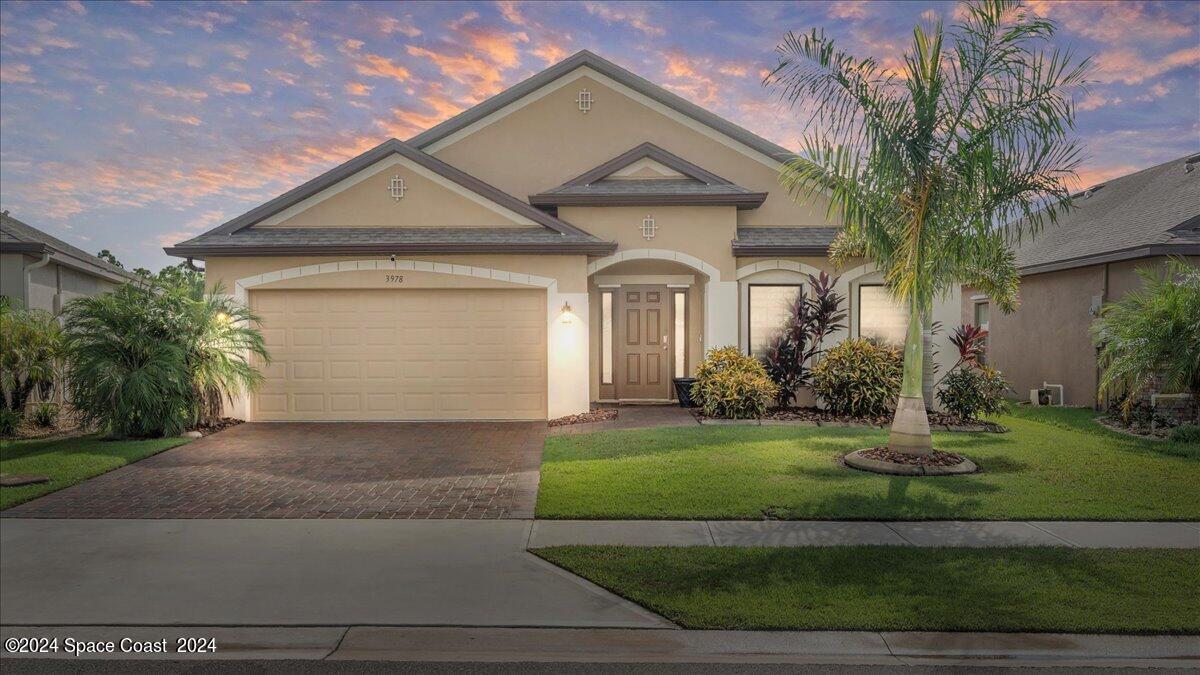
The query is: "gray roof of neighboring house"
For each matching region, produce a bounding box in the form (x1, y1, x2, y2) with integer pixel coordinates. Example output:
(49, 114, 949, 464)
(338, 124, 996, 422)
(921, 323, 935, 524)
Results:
(166, 227, 616, 257)
(1014, 153, 1200, 274)
(732, 227, 841, 256)
(0, 212, 140, 283)
(408, 51, 797, 165)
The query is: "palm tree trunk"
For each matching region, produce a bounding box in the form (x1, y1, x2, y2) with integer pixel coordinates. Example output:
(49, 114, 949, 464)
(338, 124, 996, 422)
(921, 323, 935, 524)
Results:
(921, 316, 934, 409)
(888, 300, 933, 455)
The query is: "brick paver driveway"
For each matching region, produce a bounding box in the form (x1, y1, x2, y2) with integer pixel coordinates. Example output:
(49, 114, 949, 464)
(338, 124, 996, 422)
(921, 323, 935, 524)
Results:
(4, 422, 545, 519)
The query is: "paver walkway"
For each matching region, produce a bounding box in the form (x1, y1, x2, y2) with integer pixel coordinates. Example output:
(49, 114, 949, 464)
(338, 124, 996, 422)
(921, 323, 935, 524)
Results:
(528, 519, 1200, 548)
(3, 421, 544, 519)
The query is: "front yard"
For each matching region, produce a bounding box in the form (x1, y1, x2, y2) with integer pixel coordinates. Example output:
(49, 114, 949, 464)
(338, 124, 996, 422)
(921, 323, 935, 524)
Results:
(0, 435, 187, 510)
(537, 407, 1200, 521)
(535, 546, 1200, 633)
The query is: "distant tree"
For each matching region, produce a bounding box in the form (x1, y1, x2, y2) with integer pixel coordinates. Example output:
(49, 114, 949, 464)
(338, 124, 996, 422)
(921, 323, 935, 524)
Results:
(96, 249, 125, 268)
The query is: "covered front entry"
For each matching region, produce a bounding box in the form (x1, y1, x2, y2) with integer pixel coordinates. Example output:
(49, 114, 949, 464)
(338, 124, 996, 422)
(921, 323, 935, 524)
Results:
(250, 287, 547, 421)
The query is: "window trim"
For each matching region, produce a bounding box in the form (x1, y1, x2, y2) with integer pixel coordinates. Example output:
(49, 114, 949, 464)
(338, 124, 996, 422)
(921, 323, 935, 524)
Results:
(746, 283, 803, 358)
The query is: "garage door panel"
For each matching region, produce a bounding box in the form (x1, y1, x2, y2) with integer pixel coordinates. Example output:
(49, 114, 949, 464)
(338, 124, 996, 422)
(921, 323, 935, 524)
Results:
(250, 288, 546, 420)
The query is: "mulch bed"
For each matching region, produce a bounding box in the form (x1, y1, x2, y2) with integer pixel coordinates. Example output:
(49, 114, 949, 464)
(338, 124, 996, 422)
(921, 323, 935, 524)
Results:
(856, 446, 969, 467)
(694, 406, 1006, 432)
(548, 409, 619, 427)
(187, 417, 243, 437)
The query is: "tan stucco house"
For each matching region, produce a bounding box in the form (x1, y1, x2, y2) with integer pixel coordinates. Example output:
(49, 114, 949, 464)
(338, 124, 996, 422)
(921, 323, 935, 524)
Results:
(1, 211, 140, 312)
(962, 153, 1200, 408)
(167, 50, 959, 422)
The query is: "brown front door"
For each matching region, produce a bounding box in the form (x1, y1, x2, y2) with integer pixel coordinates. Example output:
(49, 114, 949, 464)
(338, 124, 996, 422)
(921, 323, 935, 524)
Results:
(617, 285, 670, 399)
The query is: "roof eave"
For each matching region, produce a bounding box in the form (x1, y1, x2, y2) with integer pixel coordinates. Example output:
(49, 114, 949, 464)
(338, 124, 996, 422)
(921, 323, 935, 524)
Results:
(164, 241, 618, 258)
(1018, 243, 1200, 276)
(530, 193, 768, 209)
(731, 243, 831, 257)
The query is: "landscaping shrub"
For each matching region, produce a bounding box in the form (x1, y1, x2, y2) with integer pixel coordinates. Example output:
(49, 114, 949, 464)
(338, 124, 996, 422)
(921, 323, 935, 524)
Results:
(1168, 424, 1200, 444)
(937, 365, 1009, 421)
(0, 299, 63, 414)
(0, 408, 20, 436)
(61, 280, 270, 438)
(691, 346, 778, 419)
(809, 338, 902, 417)
(1092, 258, 1200, 423)
(30, 401, 60, 428)
(761, 272, 846, 406)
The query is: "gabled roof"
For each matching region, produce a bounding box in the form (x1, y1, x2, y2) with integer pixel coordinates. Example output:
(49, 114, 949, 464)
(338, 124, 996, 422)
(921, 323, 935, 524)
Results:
(1, 212, 140, 284)
(1015, 153, 1200, 274)
(408, 50, 797, 165)
(166, 138, 617, 257)
(529, 142, 768, 209)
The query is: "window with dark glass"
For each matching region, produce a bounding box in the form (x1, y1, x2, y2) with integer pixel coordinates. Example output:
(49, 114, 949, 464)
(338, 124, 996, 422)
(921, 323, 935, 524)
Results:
(748, 285, 802, 358)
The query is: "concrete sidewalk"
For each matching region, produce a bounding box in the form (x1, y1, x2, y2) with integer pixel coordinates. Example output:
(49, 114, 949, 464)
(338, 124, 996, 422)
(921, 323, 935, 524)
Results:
(2, 626, 1197, 667)
(528, 519, 1200, 548)
(0, 519, 669, 628)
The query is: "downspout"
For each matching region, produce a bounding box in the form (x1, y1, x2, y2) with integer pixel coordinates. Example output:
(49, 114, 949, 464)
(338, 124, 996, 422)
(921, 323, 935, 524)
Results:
(24, 252, 51, 309)
(1096, 263, 1110, 411)
(185, 257, 204, 272)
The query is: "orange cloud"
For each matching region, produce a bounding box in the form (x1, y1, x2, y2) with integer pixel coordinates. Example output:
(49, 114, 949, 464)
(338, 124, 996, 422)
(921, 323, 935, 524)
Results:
(354, 53, 411, 81)
(0, 63, 36, 84)
(265, 69, 298, 86)
(140, 103, 202, 126)
(376, 83, 466, 138)
(583, 2, 664, 36)
(379, 15, 421, 37)
(280, 24, 325, 67)
(532, 42, 568, 65)
(660, 50, 722, 106)
(1094, 46, 1200, 85)
(291, 109, 327, 121)
(345, 81, 374, 96)
(1077, 92, 1121, 112)
(133, 81, 209, 101)
(827, 1, 869, 21)
(209, 76, 252, 94)
(1026, 0, 1193, 43)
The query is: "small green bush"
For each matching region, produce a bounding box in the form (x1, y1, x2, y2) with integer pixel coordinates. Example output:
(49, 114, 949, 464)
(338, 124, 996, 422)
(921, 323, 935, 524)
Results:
(809, 338, 902, 417)
(691, 346, 778, 419)
(30, 401, 60, 428)
(937, 365, 1009, 420)
(1168, 424, 1200, 444)
(0, 408, 20, 436)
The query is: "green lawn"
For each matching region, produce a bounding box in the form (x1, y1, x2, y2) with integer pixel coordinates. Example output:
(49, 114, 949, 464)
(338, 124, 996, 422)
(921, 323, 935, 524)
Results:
(537, 407, 1200, 520)
(535, 546, 1200, 633)
(1, 435, 188, 509)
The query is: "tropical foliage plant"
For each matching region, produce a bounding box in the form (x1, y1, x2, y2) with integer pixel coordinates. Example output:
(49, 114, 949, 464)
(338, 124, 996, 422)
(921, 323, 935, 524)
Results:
(30, 400, 60, 428)
(809, 338, 903, 418)
(0, 300, 63, 414)
(761, 272, 847, 406)
(0, 408, 20, 436)
(61, 281, 269, 437)
(692, 347, 779, 419)
(937, 365, 1008, 420)
(1091, 259, 1200, 423)
(768, 0, 1088, 454)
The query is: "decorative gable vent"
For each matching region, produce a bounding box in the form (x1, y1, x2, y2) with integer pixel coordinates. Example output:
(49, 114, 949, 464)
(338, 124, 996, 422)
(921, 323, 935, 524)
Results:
(387, 174, 406, 201)
(575, 88, 593, 114)
(641, 214, 657, 240)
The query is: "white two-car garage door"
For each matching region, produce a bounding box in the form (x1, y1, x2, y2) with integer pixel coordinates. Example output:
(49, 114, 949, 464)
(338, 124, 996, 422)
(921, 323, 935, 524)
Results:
(250, 288, 547, 421)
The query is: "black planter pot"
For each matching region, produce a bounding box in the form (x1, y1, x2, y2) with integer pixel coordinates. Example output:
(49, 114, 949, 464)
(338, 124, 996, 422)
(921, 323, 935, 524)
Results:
(673, 377, 698, 408)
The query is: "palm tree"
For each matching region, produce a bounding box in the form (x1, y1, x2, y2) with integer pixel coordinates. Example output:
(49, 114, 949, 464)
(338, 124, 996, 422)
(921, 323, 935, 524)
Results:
(769, 0, 1088, 455)
(1092, 259, 1200, 424)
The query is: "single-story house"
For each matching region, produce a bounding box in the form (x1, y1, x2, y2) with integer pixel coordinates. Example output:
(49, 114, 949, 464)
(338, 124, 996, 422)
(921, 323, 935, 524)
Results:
(1, 211, 140, 312)
(167, 50, 960, 422)
(962, 153, 1200, 408)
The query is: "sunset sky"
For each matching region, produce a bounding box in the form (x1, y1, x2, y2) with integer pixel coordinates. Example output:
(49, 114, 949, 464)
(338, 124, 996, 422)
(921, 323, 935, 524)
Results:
(1, 0, 1197, 271)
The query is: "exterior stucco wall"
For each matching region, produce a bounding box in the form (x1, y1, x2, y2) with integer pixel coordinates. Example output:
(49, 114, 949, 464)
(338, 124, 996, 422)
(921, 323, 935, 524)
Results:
(560, 205, 737, 279)
(0, 253, 28, 307)
(965, 255, 1199, 408)
(57, 265, 119, 308)
(427, 71, 837, 230)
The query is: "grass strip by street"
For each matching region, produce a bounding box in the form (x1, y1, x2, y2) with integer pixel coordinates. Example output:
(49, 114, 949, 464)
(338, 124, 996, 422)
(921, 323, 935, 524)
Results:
(536, 406, 1200, 521)
(534, 545, 1200, 634)
(1, 435, 188, 510)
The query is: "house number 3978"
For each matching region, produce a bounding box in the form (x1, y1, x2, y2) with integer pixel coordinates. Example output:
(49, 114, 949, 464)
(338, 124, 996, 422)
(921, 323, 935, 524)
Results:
(385, 274, 405, 283)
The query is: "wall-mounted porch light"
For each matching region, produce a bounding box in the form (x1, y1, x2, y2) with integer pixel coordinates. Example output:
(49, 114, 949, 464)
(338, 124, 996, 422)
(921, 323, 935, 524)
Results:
(559, 301, 576, 324)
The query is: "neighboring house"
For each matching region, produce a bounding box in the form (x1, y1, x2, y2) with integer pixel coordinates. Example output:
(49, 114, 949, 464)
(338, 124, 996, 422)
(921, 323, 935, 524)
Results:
(0, 211, 140, 312)
(962, 153, 1200, 408)
(167, 50, 959, 422)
